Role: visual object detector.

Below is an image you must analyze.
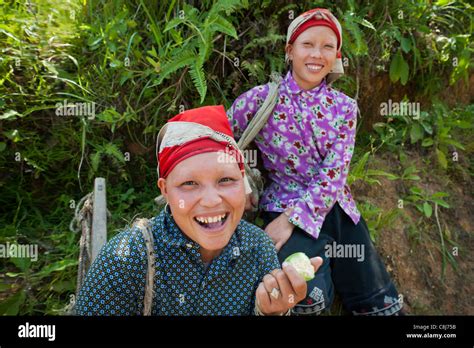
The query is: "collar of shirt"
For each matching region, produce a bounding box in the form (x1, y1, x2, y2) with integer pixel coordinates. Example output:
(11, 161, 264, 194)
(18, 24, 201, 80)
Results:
(284, 70, 327, 97)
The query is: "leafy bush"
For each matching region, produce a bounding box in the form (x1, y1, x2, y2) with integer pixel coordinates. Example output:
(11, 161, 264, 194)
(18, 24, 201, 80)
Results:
(0, 0, 472, 315)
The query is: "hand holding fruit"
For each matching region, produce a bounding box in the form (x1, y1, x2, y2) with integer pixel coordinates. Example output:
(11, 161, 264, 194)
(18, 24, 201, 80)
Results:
(256, 254, 323, 315)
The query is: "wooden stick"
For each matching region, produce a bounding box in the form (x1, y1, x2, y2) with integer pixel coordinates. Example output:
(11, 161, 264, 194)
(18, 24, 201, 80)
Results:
(91, 178, 107, 263)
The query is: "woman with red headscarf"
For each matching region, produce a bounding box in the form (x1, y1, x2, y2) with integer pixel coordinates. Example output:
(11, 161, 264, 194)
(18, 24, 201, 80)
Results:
(76, 105, 322, 316)
(228, 9, 404, 316)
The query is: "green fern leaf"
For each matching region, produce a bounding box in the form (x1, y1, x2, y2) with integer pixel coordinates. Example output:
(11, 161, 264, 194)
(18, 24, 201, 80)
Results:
(208, 0, 243, 18)
(207, 16, 238, 39)
(104, 143, 125, 163)
(242, 33, 285, 54)
(344, 14, 368, 55)
(156, 49, 196, 84)
(164, 17, 187, 32)
(197, 30, 212, 63)
(90, 151, 101, 173)
(189, 62, 207, 103)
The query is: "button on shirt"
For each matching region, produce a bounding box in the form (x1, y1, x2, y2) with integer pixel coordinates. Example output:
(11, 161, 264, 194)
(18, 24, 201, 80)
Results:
(227, 71, 361, 239)
(75, 208, 280, 315)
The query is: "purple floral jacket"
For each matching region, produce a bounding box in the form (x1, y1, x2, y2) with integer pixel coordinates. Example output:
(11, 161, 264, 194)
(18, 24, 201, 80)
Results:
(227, 71, 361, 239)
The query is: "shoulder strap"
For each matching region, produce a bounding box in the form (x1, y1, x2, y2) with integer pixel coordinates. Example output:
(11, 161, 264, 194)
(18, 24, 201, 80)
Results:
(237, 72, 282, 150)
(133, 218, 155, 316)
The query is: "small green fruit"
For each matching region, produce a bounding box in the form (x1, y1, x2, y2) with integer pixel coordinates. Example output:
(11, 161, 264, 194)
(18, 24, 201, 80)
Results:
(284, 252, 315, 281)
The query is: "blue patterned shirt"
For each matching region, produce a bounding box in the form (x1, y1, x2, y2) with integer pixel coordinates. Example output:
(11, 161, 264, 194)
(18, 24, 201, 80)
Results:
(75, 208, 280, 315)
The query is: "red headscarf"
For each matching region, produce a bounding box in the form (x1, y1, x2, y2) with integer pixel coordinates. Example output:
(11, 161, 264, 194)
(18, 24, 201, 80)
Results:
(157, 105, 245, 180)
(288, 9, 342, 50)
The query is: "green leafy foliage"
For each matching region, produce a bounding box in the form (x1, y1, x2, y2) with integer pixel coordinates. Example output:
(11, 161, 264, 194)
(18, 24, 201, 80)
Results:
(373, 101, 472, 169)
(404, 187, 450, 218)
(0, 0, 472, 315)
(358, 202, 399, 242)
(390, 50, 410, 85)
(156, 0, 244, 102)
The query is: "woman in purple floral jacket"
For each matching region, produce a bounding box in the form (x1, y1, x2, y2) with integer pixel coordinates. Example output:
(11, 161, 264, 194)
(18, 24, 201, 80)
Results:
(227, 8, 404, 316)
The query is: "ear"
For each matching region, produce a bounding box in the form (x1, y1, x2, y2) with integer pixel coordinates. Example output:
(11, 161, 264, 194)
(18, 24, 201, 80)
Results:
(285, 43, 293, 60)
(157, 178, 168, 199)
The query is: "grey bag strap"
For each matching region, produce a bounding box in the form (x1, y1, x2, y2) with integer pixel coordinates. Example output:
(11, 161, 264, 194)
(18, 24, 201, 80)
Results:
(237, 72, 282, 150)
(133, 218, 155, 316)
(236, 72, 282, 210)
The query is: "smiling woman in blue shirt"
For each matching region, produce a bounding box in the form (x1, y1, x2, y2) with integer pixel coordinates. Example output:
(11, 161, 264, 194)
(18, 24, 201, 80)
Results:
(75, 105, 322, 316)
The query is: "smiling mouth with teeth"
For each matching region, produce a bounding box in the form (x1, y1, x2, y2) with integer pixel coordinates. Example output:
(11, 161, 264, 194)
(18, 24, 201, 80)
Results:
(194, 213, 229, 229)
(306, 64, 324, 72)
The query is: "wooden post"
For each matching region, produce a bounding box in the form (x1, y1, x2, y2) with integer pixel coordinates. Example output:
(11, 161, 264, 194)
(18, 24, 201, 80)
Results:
(91, 177, 107, 263)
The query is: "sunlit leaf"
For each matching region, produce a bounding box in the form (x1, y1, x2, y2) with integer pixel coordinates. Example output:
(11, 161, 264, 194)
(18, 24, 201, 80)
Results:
(423, 202, 432, 218)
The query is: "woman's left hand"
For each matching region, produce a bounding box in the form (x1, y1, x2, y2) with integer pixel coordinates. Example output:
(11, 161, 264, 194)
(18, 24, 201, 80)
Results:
(264, 212, 295, 251)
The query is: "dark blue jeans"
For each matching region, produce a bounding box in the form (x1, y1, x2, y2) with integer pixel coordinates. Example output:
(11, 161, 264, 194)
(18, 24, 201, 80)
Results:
(261, 203, 403, 316)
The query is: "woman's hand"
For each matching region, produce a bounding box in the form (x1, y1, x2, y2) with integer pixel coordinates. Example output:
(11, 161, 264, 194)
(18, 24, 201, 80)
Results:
(256, 257, 323, 315)
(264, 211, 295, 251)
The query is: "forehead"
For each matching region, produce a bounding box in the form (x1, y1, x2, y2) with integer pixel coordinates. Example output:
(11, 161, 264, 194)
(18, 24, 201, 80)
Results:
(295, 26, 337, 42)
(168, 152, 241, 179)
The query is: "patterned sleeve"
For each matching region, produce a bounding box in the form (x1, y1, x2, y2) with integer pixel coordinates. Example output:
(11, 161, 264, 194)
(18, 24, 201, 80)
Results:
(289, 99, 358, 237)
(256, 228, 280, 278)
(75, 227, 148, 315)
(226, 84, 270, 141)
